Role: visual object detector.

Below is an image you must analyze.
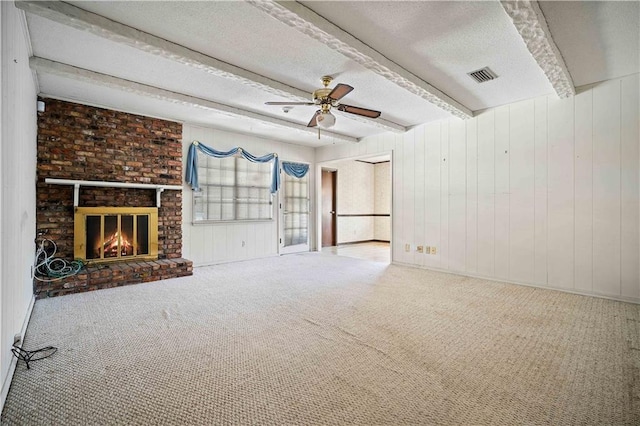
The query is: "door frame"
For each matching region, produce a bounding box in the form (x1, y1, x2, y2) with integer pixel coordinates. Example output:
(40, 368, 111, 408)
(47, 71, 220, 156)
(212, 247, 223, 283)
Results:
(279, 159, 311, 254)
(315, 151, 393, 256)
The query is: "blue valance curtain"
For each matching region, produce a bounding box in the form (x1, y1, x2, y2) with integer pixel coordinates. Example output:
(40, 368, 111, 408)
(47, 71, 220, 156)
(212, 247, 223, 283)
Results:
(282, 161, 309, 179)
(185, 141, 280, 193)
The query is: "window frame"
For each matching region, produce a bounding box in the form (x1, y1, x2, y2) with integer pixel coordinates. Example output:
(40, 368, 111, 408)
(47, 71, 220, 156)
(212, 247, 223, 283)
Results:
(192, 153, 275, 224)
(282, 170, 310, 247)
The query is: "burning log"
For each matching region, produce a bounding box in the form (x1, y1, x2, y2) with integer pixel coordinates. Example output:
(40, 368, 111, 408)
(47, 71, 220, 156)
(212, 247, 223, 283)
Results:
(101, 231, 133, 257)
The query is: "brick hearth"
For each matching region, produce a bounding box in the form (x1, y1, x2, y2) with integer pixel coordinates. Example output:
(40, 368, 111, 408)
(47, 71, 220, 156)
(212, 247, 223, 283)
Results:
(37, 258, 193, 299)
(35, 99, 192, 297)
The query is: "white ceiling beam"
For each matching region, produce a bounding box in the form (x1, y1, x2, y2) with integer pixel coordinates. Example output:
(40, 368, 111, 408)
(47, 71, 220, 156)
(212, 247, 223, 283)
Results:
(15, 0, 310, 101)
(246, 0, 473, 120)
(30, 57, 358, 144)
(500, 1, 575, 98)
(16, 0, 405, 134)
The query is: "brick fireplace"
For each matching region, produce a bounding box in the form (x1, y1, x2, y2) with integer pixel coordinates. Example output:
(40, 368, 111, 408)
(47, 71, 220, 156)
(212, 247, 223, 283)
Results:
(35, 98, 192, 297)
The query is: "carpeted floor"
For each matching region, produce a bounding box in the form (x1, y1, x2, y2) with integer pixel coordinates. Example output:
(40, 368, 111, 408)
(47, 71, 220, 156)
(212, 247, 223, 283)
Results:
(2, 253, 639, 425)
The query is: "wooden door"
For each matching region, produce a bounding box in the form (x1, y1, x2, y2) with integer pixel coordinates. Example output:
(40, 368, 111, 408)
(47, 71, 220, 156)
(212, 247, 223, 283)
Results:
(321, 170, 336, 247)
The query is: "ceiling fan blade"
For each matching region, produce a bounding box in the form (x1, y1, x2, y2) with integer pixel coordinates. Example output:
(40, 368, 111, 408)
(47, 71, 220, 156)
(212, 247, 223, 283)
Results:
(307, 110, 321, 127)
(265, 101, 315, 106)
(327, 84, 354, 101)
(336, 104, 381, 118)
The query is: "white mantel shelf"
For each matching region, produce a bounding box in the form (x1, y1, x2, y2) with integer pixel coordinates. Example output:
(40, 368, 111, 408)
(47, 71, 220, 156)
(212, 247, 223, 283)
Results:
(45, 178, 183, 207)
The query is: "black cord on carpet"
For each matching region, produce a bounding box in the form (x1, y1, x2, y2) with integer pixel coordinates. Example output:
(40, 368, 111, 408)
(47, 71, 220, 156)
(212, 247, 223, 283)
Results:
(11, 345, 57, 370)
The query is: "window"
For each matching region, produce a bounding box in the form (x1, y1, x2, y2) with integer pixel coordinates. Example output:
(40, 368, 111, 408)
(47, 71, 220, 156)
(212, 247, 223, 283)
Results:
(193, 154, 273, 222)
(283, 172, 309, 246)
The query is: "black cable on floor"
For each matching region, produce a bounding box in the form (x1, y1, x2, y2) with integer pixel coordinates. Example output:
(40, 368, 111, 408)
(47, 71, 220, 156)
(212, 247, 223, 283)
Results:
(11, 345, 57, 370)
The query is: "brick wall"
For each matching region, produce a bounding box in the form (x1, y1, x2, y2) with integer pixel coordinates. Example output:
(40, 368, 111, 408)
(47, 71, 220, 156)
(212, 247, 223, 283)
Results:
(36, 98, 183, 260)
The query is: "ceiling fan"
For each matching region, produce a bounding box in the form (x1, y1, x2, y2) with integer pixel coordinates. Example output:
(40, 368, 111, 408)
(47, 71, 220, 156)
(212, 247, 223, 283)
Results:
(265, 76, 381, 131)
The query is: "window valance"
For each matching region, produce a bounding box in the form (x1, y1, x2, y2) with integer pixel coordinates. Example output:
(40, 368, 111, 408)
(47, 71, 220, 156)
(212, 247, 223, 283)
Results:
(282, 161, 309, 179)
(185, 141, 280, 193)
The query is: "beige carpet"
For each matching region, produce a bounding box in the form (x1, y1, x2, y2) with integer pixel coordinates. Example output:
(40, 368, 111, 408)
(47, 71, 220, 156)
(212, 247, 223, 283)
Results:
(2, 253, 639, 425)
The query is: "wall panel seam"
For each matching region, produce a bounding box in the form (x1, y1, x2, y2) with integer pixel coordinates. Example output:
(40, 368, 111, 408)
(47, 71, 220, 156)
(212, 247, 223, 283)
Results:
(534, 100, 537, 283)
(465, 120, 468, 273)
(573, 95, 576, 290)
(476, 118, 479, 271)
(619, 79, 623, 295)
(546, 96, 549, 285)
(508, 105, 511, 280)
(591, 89, 594, 292)
(448, 120, 451, 271)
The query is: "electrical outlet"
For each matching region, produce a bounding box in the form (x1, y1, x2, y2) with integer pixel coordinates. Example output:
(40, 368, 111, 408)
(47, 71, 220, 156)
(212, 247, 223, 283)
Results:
(425, 246, 431, 254)
(405, 244, 410, 252)
(417, 245, 423, 253)
(431, 246, 437, 255)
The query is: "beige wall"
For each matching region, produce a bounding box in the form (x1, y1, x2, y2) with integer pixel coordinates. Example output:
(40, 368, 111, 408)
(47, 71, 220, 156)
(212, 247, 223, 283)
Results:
(324, 159, 391, 244)
(335, 161, 374, 243)
(374, 162, 391, 241)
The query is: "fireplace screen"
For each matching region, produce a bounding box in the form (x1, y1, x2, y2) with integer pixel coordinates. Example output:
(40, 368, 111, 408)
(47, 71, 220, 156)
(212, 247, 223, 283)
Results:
(74, 207, 158, 262)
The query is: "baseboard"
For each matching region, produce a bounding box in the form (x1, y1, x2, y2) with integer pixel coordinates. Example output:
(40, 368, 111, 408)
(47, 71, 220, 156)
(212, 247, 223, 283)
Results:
(391, 261, 640, 305)
(337, 239, 390, 245)
(192, 252, 279, 268)
(0, 295, 36, 411)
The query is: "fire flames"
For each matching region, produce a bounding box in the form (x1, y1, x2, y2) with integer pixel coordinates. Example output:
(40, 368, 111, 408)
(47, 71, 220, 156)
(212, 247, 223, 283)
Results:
(101, 231, 133, 257)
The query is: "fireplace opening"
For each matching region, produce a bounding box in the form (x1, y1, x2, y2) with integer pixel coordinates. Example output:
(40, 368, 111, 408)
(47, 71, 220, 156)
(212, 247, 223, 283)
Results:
(75, 207, 158, 262)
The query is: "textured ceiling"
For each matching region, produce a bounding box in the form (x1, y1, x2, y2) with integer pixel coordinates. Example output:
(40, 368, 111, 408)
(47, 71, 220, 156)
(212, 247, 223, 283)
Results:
(20, 1, 639, 147)
(301, 1, 554, 110)
(539, 1, 640, 87)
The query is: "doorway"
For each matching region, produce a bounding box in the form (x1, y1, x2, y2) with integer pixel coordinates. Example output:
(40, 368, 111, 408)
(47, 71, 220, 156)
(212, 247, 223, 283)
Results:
(321, 169, 337, 247)
(317, 153, 392, 263)
(280, 166, 311, 254)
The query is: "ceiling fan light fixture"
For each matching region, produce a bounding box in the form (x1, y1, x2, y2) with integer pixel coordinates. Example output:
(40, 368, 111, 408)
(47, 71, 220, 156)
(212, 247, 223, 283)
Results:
(316, 111, 336, 129)
(267, 76, 381, 130)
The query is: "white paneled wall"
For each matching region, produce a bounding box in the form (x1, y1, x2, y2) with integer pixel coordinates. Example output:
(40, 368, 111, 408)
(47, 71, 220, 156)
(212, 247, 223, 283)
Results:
(182, 124, 315, 266)
(0, 3, 38, 408)
(317, 74, 640, 302)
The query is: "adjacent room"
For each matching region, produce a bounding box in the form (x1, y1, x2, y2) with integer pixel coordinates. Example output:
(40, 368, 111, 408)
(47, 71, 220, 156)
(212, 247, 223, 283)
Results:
(1, 1, 638, 424)
(320, 155, 392, 263)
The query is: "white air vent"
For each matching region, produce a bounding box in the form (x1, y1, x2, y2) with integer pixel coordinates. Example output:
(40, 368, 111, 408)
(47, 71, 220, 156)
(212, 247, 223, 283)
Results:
(468, 67, 498, 83)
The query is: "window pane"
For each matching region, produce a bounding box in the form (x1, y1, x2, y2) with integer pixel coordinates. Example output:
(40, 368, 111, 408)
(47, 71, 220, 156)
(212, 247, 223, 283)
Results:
(283, 172, 309, 247)
(194, 152, 273, 222)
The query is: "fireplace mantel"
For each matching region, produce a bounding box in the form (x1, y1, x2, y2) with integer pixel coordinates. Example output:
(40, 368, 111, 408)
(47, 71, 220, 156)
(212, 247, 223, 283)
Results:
(45, 178, 183, 207)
